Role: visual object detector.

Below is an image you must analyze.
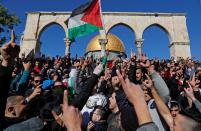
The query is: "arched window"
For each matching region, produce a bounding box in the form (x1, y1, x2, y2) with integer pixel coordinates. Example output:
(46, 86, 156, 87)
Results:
(39, 23, 66, 57)
(142, 24, 170, 59)
(107, 23, 136, 57)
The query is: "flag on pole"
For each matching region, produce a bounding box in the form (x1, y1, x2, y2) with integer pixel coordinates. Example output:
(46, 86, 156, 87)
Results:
(66, 0, 103, 42)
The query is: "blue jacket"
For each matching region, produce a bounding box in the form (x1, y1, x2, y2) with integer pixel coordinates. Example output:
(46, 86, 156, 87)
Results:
(42, 80, 54, 90)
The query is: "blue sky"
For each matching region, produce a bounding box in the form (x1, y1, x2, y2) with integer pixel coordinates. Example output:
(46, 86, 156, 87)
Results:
(1, 0, 201, 60)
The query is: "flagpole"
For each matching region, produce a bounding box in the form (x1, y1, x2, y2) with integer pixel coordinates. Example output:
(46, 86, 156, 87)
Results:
(99, 0, 106, 36)
(98, 0, 108, 57)
(200, 0, 201, 9)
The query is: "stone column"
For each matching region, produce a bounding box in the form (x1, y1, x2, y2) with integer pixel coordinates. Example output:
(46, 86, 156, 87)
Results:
(64, 38, 71, 56)
(19, 13, 41, 58)
(34, 40, 41, 58)
(169, 42, 191, 59)
(99, 38, 108, 57)
(19, 39, 38, 58)
(135, 39, 144, 57)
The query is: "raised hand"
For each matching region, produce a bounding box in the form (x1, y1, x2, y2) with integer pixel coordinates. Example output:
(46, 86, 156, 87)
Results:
(93, 64, 103, 76)
(87, 121, 95, 131)
(139, 54, 148, 63)
(189, 74, 199, 91)
(130, 48, 135, 61)
(28, 84, 42, 100)
(139, 58, 155, 73)
(116, 70, 152, 125)
(143, 74, 153, 89)
(140, 59, 151, 68)
(83, 60, 88, 66)
(1, 30, 20, 67)
(23, 61, 32, 71)
(184, 83, 196, 101)
(62, 90, 82, 131)
(51, 110, 64, 127)
(104, 68, 111, 81)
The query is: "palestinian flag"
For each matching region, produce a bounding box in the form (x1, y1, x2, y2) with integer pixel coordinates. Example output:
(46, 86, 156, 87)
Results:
(66, 0, 103, 42)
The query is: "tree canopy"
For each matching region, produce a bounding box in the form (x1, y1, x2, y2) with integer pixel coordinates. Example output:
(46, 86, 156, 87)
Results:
(0, 4, 20, 45)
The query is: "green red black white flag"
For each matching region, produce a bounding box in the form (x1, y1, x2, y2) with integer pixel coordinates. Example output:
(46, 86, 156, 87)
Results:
(65, 0, 103, 42)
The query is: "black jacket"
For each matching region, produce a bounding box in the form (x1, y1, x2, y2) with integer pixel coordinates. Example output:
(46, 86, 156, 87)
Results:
(90, 120, 107, 131)
(166, 76, 180, 100)
(128, 64, 137, 84)
(72, 74, 99, 110)
(116, 89, 138, 131)
(0, 65, 13, 130)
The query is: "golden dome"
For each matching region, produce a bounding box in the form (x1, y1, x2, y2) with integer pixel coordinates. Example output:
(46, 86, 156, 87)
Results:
(86, 33, 125, 53)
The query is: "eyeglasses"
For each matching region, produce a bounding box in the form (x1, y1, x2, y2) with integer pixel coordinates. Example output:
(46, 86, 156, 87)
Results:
(34, 80, 41, 83)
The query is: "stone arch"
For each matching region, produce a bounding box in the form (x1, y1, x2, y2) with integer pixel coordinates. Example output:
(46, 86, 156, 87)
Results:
(33, 22, 67, 56)
(142, 23, 171, 58)
(20, 12, 191, 58)
(106, 22, 136, 38)
(38, 22, 67, 56)
(37, 22, 67, 39)
(105, 22, 137, 56)
(142, 23, 173, 43)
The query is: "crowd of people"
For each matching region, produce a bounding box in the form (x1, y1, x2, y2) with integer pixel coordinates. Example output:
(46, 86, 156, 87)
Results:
(0, 31, 201, 131)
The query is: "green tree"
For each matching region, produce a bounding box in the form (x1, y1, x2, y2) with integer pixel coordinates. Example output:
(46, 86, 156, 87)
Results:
(0, 4, 20, 45)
